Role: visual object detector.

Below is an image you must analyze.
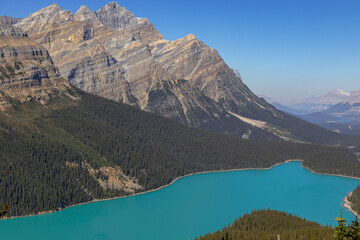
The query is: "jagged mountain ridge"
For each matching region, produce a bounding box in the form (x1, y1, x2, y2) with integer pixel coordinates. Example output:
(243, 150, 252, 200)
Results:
(10, 2, 360, 145)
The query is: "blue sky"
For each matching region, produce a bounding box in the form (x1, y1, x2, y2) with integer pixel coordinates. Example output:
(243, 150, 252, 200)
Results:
(1, 0, 359, 102)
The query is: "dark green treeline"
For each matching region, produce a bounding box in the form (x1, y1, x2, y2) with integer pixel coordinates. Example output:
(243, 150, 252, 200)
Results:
(194, 209, 334, 240)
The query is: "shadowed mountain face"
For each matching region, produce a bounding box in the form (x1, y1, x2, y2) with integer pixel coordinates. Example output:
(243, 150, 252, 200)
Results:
(9, 2, 360, 145)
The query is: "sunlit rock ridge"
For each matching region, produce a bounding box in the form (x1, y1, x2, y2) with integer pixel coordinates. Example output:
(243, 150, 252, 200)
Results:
(4, 1, 355, 144)
(0, 24, 71, 111)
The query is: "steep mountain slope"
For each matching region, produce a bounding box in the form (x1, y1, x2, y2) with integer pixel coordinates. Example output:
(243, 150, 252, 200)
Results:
(1, 25, 360, 217)
(0, 24, 72, 109)
(12, 2, 360, 145)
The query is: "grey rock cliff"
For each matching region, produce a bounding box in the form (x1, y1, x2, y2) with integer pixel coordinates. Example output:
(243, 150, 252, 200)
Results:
(0, 25, 71, 110)
(0, 16, 22, 26)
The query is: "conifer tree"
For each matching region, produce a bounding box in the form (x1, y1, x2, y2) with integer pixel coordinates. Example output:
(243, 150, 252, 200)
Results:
(334, 204, 348, 240)
(348, 217, 360, 240)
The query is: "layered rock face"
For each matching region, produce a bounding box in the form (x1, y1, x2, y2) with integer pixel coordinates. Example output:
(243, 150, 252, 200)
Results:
(11, 2, 351, 144)
(95, 2, 162, 43)
(0, 16, 21, 26)
(150, 34, 276, 117)
(0, 25, 71, 110)
(14, 2, 254, 134)
(15, 4, 136, 104)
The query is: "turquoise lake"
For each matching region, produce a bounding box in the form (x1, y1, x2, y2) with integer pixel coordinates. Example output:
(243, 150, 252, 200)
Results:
(1, 161, 360, 240)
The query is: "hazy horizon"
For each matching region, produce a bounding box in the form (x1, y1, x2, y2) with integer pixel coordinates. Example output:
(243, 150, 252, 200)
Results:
(1, 0, 359, 102)
(259, 88, 357, 105)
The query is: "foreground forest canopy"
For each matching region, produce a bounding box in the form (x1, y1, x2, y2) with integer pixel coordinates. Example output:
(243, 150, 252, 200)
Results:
(1, 91, 360, 216)
(194, 207, 360, 240)
(194, 209, 334, 240)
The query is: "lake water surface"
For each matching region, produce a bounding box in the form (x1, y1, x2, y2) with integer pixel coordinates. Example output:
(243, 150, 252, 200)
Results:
(1, 161, 359, 240)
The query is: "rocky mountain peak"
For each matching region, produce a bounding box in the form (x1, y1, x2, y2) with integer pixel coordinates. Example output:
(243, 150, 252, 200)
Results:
(15, 3, 73, 33)
(95, 2, 142, 32)
(107, 1, 121, 8)
(74, 5, 99, 22)
(46, 3, 62, 11)
(75, 5, 92, 15)
(184, 33, 196, 40)
(29, 3, 64, 18)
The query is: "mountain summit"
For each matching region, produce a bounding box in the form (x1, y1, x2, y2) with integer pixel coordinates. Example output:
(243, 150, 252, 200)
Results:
(95, 2, 146, 32)
(7, 2, 359, 145)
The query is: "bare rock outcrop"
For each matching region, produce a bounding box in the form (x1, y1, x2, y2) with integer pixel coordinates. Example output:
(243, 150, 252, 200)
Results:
(0, 16, 21, 26)
(0, 25, 71, 109)
(95, 1, 162, 43)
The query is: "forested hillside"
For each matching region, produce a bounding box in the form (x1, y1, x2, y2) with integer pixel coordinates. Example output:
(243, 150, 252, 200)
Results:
(1, 90, 360, 217)
(348, 186, 360, 216)
(194, 209, 334, 240)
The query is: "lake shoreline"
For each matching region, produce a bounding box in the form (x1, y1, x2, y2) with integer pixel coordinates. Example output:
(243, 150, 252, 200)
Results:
(344, 192, 360, 219)
(5, 159, 360, 220)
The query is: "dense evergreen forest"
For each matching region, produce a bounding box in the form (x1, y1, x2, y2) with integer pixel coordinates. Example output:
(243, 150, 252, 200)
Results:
(194, 209, 334, 240)
(194, 206, 360, 240)
(1, 90, 360, 216)
(348, 186, 360, 215)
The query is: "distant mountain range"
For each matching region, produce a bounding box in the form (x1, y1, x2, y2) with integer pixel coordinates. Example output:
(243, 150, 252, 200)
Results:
(1, 2, 358, 145)
(263, 89, 360, 136)
(324, 90, 360, 119)
(286, 89, 352, 113)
